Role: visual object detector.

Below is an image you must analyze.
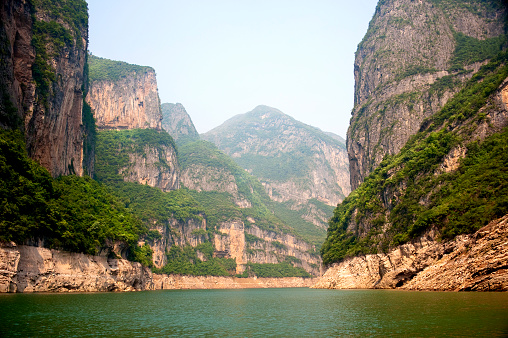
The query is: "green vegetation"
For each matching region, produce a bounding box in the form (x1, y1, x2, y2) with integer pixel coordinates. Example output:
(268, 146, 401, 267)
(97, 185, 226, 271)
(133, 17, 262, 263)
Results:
(155, 244, 237, 277)
(88, 54, 154, 82)
(236, 151, 311, 182)
(449, 33, 507, 72)
(269, 200, 327, 248)
(238, 259, 311, 278)
(30, 0, 88, 108)
(321, 51, 508, 265)
(179, 140, 300, 236)
(0, 129, 147, 257)
(95, 129, 176, 183)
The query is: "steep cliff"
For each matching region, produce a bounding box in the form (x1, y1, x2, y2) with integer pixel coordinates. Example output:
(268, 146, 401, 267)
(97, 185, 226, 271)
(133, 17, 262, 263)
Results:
(203, 105, 350, 232)
(348, 0, 507, 189)
(320, 50, 508, 289)
(0, 0, 89, 177)
(86, 55, 162, 130)
(161, 103, 199, 145)
(94, 129, 179, 191)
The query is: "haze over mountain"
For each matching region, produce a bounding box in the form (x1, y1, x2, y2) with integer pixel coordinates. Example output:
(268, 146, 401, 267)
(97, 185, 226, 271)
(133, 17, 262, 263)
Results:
(203, 105, 351, 233)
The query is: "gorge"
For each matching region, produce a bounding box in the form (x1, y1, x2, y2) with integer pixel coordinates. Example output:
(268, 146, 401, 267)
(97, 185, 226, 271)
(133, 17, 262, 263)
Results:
(1, 0, 507, 293)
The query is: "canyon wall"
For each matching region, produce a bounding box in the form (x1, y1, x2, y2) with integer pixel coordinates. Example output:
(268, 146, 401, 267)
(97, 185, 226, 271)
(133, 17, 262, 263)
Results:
(348, 0, 507, 189)
(320, 0, 508, 290)
(0, 243, 313, 293)
(0, 0, 89, 177)
(313, 215, 508, 291)
(213, 221, 321, 275)
(86, 55, 162, 130)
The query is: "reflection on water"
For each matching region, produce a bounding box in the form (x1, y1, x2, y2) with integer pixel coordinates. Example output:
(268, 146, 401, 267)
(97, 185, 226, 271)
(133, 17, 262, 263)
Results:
(1, 288, 507, 337)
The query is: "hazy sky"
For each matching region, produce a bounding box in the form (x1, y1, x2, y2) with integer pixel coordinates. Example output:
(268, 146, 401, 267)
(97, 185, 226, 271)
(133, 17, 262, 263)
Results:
(87, 0, 378, 137)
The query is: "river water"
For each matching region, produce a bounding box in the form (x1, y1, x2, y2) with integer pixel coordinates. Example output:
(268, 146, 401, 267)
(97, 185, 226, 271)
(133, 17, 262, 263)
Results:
(1, 288, 507, 337)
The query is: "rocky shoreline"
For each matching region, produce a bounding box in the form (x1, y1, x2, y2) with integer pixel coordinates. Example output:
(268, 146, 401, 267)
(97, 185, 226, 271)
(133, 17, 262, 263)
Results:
(0, 243, 313, 293)
(312, 215, 508, 291)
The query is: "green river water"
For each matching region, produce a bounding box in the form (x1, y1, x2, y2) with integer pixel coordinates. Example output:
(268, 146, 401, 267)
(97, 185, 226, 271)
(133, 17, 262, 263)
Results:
(1, 288, 507, 337)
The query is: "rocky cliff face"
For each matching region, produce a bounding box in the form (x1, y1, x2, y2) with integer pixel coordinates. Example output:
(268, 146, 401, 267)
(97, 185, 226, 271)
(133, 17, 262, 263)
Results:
(0, 0, 89, 177)
(148, 217, 207, 269)
(203, 105, 350, 230)
(0, 242, 313, 292)
(121, 144, 179, 192)
(0, 243, 152, 293)
(212, 221, 321, 275)
(348, 0, 507, 189)
(86, 55, 162, 130)
(161, 103, 199, 145)
(95, 129, 180, 192)
(320, 16, 508, 289)
(313, 214, 508, 291)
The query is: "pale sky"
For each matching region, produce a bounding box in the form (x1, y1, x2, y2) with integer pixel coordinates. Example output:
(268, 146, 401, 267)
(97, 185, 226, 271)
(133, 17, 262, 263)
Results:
(86, 0, 378, 138)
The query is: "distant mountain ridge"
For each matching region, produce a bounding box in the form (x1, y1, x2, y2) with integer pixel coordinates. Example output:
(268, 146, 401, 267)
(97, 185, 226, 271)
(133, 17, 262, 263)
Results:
(202, 105, 351, 231)
(161, 103, 200, 146)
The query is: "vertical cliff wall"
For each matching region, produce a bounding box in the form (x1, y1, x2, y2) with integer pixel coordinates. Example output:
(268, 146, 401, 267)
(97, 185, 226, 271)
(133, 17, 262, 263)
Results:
(0, 0, 89, 177)
(348, 0, 507, 189)
(86, 55, 162, 130)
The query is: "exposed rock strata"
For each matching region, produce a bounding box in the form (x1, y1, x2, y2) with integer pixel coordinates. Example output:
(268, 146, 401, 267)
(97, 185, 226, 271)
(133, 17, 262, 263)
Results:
(180, 164, 251, 208)
(0, 0, 88, 177)
(348, 0, 507, 189)
(0, 243, 152, 293)
(149, 217, 207, 269)
(152, 275, 314, 290)
(0, 243, 313, 292)
(214, 221, 321, 276)
(120, 144, 179, 192)
(87, 60, 162, 130)
(312, 215, 508, 291)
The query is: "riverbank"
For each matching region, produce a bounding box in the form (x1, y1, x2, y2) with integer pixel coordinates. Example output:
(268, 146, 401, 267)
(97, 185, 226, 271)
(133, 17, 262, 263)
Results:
(312, 215, 508, 291)
(0, 243, 314, 293)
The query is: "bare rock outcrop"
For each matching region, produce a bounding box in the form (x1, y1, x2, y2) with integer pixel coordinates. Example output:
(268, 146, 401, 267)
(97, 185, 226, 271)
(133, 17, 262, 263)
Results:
(313, 215, 508, 291)
(348, 0, 507, 189)
(120, 144, 179, 192)
(0, 243, 152, 293)
(0, 243, 314, 292)
(86, 55, 162, 130)
(213, 220, 321, 276)
(0, 0, 88, 177)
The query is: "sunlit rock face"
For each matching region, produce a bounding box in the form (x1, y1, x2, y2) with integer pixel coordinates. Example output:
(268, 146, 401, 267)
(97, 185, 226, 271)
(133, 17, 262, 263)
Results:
(86, 55, 162, 131)
(348, 0, 507, 189)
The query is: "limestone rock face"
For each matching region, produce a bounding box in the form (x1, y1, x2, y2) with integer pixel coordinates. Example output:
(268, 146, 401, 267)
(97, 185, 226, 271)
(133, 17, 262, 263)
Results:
(180, 164, 251, 208)
(0, 0, 88, 177)
(0, 243, 315, 292)
(86, 56, 162, 130)
(120, 144, 179, 192)
(148, 217, 207, 269)
(203, 105, 350, 229)
(161, 103, 199, 144)
(213, 221, 321, 276)
(0, 244, 152, 293)
(312, 215, 508, 291)
(348, 0, 507, 189)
